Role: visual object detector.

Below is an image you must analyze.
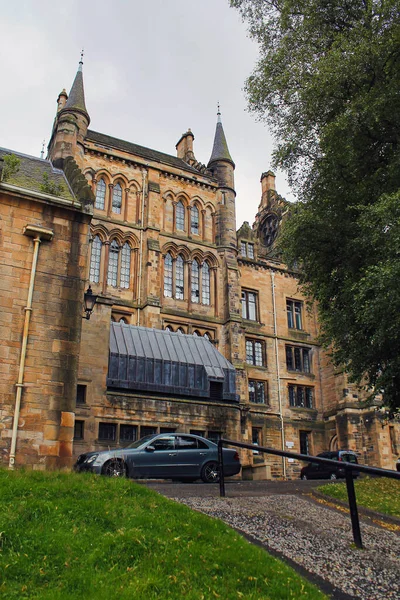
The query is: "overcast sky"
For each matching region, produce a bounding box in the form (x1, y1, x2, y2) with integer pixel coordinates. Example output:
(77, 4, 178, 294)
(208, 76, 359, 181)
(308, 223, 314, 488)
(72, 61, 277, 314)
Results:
(0, 0, 295, 227)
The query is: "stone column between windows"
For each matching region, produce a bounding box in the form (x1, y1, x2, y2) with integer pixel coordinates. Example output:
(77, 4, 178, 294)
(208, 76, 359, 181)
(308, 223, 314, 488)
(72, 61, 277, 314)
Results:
(201, 209, 206, 241)
(124, 188, 129, 221)
(211, 266, 218, 317)
(92, 178, 97, 196)
(172, 256, 176, 299)
(102, 241, 110, 294)
(107, 184, 114, 217)
(162, 198, 167, 231)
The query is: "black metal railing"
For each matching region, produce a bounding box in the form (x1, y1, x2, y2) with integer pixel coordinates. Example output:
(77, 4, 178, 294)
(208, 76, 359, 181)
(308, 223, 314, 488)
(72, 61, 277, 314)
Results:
(217, 439, 400, 548)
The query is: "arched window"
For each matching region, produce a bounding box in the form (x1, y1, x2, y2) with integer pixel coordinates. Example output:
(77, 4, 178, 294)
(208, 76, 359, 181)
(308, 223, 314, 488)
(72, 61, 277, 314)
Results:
(95, 178, 106, 210)
(165, 325, 174, 332)
(120, 243, 131, 289)
(177, 327, 184, 334)
(193, 330, 200, 336)
(176, 255, 184, 300)
(164, 253, 173, 297)
(191, 205, 199, 235)
(107, 240, 119, 286)
(176, 201, 185, 231)
(112, 183, 122, 214)
(204, 332, 211, 341)
(202, 262, 210, 305)
(89, 235, 102, 283)
(191, 259, 200, 303)
(119, 317, 127, 324)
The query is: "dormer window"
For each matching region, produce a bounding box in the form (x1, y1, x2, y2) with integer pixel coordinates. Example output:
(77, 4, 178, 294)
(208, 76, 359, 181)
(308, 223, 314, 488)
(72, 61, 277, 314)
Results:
(240, 241, 254, 259)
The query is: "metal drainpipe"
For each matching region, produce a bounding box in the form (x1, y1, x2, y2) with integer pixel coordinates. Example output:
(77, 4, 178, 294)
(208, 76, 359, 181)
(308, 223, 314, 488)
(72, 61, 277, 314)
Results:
(136, 169, 147, 326)
(9, 226, 53, 469)
(271, 270, 287, 479)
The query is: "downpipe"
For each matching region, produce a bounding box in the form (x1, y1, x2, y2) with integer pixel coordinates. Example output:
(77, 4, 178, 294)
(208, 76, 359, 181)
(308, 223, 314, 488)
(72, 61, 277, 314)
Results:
(9, 227, 53, 469)
(271, 271, 286, 479)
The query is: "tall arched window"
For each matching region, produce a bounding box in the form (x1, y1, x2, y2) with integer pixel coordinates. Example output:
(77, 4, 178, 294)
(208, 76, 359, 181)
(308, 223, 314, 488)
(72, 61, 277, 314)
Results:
(107, 240, 119, 286)
(202, 262, 210, 305)
(89, 235, 102, 283)
(176, 201, 185, 231)
(191, 259, 200, 303)
(164, 253, 173, 297)
(191, 206, 199, 235)
(112, 183, 122, 214)
(165, 325, 174, 332)
(120, 243, 131, 289)
(95, 178, 106, 210)
(176, 255, 184, 300)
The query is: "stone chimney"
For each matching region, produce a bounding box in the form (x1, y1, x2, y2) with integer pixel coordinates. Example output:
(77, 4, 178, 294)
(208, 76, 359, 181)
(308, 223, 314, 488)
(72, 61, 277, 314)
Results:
(260, 171, 276, 208)
(176, 129, 195, 164)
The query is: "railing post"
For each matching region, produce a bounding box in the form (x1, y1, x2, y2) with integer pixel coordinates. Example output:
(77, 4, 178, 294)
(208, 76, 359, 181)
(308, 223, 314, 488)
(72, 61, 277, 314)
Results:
(218, 440, 225, 497)
(345, 468, 362, 548)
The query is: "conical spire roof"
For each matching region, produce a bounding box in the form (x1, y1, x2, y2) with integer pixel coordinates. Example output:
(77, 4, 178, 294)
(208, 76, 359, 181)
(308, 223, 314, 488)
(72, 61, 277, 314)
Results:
(208, 106, 234, 167)
(64, 57, 89, 120)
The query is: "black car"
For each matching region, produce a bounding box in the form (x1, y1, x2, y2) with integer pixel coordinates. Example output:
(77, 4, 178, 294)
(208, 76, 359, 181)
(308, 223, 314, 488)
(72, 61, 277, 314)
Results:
(300, 450, 359, 480)
(74, 433, 241, 483)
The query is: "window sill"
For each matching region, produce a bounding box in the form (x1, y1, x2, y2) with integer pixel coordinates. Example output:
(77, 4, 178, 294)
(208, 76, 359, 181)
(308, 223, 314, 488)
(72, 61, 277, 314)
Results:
(289, 406, 317, 413)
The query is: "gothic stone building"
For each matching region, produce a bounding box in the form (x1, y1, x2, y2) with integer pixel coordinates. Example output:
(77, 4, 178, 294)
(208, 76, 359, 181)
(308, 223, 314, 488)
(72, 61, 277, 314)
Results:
(1, 61, 398, 477)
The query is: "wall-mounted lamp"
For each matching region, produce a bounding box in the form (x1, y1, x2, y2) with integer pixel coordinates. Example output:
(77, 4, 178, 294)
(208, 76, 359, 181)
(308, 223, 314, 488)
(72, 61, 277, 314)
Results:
(83, 285, 98, 320)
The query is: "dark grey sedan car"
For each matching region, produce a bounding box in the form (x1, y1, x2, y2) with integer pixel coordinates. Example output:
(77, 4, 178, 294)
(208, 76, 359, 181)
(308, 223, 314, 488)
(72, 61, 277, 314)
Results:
(74, 433, 241, 483)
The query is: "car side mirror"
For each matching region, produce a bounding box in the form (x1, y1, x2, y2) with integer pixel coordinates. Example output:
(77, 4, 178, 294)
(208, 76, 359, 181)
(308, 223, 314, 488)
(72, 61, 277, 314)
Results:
(145, 445, 155, 452)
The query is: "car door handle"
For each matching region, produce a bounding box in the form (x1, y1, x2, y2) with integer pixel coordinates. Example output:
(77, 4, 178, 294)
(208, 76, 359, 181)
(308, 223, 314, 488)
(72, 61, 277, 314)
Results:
(199, 452, 207, 455)
(168, 453, 177, 456)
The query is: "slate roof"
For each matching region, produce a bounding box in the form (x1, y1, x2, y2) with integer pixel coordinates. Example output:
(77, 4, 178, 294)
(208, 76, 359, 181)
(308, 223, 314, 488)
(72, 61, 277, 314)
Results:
(0, 147, 76, 203)
(107, 323, 237, 401)
(86, 129, 206, 176)
(208, 120, 234, 167)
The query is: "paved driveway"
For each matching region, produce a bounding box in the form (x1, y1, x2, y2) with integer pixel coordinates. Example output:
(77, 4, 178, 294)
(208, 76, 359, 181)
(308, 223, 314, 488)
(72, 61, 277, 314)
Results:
(141, 479, 400, 600)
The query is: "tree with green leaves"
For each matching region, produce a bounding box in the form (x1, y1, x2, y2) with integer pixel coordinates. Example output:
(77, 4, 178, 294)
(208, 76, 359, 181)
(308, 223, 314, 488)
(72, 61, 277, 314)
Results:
(231, 0, 400, 411)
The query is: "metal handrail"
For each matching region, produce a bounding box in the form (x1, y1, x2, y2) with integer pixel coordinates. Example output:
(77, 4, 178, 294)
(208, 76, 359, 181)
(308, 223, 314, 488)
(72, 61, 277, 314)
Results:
(217, 438, 400, 549)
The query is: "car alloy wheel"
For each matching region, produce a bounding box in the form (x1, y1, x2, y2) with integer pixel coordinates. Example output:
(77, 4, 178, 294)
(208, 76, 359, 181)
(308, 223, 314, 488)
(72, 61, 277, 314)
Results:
(102, 459, 126, 477)
(330, 472, 337, 480)
(201, 461, 220, 483)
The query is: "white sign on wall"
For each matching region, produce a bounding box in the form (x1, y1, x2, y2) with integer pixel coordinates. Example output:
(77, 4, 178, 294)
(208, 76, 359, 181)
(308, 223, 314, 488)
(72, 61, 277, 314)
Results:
(286, 441, 294, 448)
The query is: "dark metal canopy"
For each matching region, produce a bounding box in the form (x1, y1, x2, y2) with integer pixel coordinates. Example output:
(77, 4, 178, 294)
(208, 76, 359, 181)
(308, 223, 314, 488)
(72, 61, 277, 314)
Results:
(107, 323, 237, 402)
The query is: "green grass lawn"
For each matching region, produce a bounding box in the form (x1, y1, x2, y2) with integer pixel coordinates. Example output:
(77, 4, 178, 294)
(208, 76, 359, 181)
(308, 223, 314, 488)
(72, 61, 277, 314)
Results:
(0, 469, 326, 600)
(319, 476, 400, 518)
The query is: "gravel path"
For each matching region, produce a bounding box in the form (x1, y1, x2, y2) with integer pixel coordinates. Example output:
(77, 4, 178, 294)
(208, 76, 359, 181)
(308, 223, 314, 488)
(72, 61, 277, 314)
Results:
(173, 494, 400, 600)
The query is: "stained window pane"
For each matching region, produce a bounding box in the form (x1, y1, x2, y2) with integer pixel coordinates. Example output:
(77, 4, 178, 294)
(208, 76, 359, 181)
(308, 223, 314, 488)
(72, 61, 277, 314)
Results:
(191, 206, 199, 235)
(241, 241, 246, 256)
(112, 183, 122, 214)
(176, 255, 184, 300)
(164, 253, 173, 297)
(254, 342, 263, 366)
(303, 349, 310, 373)
(120, 243, 131, 289)
(241, 291, 247, 318)
(246, 340, 253, 364)
(176, 201, 185, 231)
(287, 300, 294, 328)
(294, 347, 302, 371)
(289, 385, 295, 406)
(247, 244, 254, 259)
(107, 240, 119, 286)
(248, 380, 255, 402)
(191, 260, 199, 303)
(255, 381, 265, 403)
(202, 262, 210, 305)
(295, 302, 302, 329)
(305, 387, 313, 408)
(89, 235, 102, 283)
(95, 178, 106, 210)
(286, 346, 294, 370)
(248, 292, 256, 320)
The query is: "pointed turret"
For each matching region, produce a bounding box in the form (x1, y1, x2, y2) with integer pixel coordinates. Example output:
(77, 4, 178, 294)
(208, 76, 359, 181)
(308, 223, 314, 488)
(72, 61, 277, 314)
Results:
(208, 106, 235, 168)
(64, 59, 89, 119)
(208, 106, 237, 251)
(48, 55, 90, 166)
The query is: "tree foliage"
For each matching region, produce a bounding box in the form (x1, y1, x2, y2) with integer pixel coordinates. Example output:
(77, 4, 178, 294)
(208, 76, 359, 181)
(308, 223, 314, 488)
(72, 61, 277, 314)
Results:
(231, 0, 400, 409)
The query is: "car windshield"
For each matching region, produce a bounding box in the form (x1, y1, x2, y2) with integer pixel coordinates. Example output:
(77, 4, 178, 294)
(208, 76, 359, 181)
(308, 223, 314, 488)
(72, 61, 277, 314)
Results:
(125, 435, 156, 449)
